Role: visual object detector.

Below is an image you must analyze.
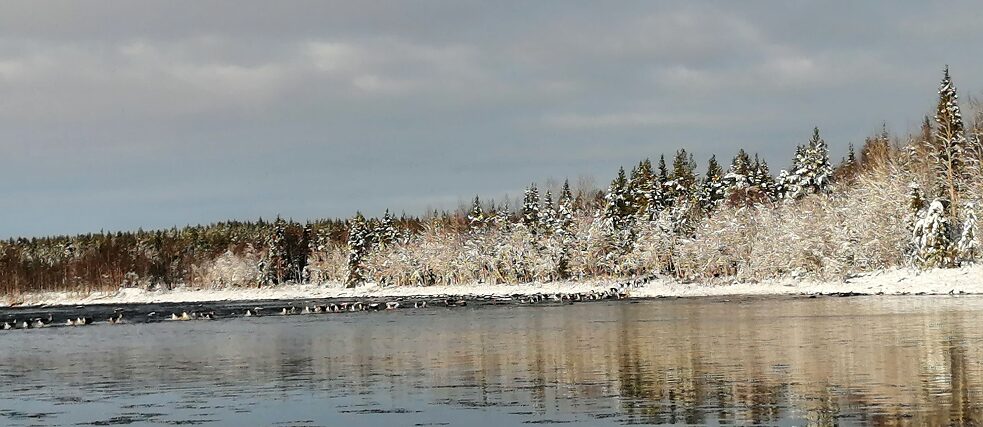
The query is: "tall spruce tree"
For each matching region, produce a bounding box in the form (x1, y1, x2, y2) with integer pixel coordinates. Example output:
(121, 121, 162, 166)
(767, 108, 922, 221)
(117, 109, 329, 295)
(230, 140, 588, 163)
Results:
(933, 66, 970, 218)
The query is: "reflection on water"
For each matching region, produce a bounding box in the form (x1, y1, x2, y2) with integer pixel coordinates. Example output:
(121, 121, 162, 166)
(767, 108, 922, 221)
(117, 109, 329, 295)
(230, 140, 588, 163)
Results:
(2, 296, 983, 426)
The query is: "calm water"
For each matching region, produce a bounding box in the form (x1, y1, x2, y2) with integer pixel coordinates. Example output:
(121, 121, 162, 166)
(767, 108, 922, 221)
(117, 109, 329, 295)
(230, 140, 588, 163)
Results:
(2, 296, 983, 426)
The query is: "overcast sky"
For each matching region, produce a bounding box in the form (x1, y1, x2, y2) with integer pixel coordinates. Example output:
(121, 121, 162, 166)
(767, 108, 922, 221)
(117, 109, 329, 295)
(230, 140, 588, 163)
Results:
(1, 1, 981, 238)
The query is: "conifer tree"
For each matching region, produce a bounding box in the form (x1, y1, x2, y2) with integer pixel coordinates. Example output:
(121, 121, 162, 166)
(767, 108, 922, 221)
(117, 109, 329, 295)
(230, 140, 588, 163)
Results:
(752, 156, 776, 200)
(467, 196, 486, 230)
(521, 183, 541, 230)
(781, 128, 833, 199)
(556, 180, 575, 278)
(724, 149, 752, 192)
(958, 202, 979, 263)
(630, 159, 656, 219)
(603, 167, 633, 231)
(933, 66, 970, 218)
(698, 155, 725, 213)
(346, 212, 371, 288)
(539, 190, 557, 233)
(376, 209, 399, 247)
(266, 216, 288, 285)
(557, 180, 574, 235)
(300, 222, 313, 283)
(912, 199, 957, 268)
(669, 149, 697, 201)
(655, 155, 671, 209)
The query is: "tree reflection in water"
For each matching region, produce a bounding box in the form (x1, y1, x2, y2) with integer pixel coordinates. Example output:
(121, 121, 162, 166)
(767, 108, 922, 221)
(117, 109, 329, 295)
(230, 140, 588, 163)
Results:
(1, 296, 983, 426)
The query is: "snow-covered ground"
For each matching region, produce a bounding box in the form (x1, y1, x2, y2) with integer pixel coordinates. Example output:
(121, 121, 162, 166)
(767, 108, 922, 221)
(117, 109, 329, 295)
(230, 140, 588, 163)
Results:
(629, 265, 983, 297)
(4, 265, 983, 308)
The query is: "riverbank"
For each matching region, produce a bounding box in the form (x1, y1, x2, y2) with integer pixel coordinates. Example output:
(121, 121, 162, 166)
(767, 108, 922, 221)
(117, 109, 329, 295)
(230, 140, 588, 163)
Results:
(3, 265, 982, 308)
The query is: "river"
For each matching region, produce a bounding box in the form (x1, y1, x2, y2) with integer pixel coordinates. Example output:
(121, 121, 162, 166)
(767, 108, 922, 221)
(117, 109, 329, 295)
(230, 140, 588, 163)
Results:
(1, 296, 981, 426)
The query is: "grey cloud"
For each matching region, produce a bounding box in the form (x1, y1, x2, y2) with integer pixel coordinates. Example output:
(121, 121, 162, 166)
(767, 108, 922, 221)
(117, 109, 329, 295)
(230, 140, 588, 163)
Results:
(1, 1, 982, 238)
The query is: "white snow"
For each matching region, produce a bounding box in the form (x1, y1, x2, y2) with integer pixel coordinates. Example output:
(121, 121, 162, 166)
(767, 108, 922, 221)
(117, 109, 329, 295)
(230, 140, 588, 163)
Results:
(5, 264, 983, 308)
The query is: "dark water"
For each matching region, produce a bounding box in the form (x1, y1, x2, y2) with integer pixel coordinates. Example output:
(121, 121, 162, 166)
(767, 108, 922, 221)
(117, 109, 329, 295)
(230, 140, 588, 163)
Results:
(2, 296, 983, 426)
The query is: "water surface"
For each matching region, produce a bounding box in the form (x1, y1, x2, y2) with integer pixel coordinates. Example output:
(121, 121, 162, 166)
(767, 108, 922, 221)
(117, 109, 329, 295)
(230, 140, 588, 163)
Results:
(2, 296, 982, 426)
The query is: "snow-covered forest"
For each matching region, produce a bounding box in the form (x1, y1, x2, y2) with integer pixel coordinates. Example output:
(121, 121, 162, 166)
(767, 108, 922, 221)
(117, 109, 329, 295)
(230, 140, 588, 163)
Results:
(2, 68, 982, 295)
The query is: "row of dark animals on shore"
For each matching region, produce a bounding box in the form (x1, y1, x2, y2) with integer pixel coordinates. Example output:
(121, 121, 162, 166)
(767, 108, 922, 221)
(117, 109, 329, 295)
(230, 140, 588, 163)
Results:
(0, 283, 639, 331)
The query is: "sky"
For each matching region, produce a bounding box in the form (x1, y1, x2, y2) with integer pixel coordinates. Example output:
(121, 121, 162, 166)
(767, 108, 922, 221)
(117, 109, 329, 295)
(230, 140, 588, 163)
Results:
(1, 1, 982, 238)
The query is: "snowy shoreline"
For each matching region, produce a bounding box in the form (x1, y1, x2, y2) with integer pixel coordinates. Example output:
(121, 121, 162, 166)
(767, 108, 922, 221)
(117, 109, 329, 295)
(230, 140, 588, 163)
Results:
(3, 265, 983, 308)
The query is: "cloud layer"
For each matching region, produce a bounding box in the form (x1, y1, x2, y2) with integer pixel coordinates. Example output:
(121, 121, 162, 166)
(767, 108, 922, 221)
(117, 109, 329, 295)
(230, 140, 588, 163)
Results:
(1, 1, 981, 237)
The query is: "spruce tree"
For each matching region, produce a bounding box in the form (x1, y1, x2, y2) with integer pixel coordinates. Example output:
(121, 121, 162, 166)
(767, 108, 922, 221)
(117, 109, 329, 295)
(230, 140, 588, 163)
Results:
(669, 149, 697, 201)
(933, 66, 969, 217)
(266, 216, 288, 285)
(655, 155, 671, 209)
(752, 157, 776, 200)
(300, 222, 313, 283)
(912, 199, 957, 268)
(346, 212, 371, 288)
(376, 209, 399, 246)
(540, 190, 558, 233)
(958, 202, 979, 263)
(521, 183, 541, 230)
(630, 159, 655, 219)
(782, 128, 833, 199)
(724, 149, 752, 192)
(603, 167, 633, 231)
(557, 180, 574, 235)
(556, 180, 575, 278)
(467, 196, 486, 230)
(698, 155, 725, 213)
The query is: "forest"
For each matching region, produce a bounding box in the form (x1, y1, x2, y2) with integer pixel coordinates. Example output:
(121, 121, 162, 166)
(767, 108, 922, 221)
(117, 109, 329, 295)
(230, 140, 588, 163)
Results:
(1, 67, 981, 296)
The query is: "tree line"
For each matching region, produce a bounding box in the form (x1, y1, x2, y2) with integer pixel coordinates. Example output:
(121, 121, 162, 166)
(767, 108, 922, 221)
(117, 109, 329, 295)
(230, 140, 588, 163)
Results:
(1, 67, 981, 296)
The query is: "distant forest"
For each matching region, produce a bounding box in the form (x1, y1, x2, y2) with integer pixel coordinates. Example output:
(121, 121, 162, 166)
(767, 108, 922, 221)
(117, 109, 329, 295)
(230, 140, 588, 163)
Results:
(2, 67, 981, 296)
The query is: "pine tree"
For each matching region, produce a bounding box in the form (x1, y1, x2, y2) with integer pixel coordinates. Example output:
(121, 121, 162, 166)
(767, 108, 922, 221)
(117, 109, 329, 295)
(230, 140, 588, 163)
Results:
(521, 183, 541, 230)
(346, 212, 371, 288)
(933, 66, 970, 218)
